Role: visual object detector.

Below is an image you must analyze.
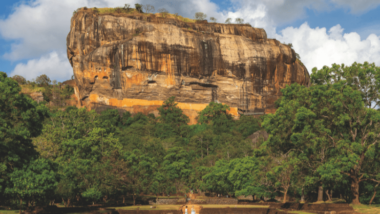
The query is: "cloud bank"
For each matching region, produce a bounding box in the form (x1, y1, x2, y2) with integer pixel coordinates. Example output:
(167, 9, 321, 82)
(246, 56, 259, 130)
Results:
(0, 0, 380, 81)
(276, 23, 380, 72)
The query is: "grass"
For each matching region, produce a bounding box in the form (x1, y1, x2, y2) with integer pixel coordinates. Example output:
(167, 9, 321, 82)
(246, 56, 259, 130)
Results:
(0, 210, 19, 214)
(287, 211, 314, 214)
(20, 84, 45, 94)
(111, 204, 269, 211)
(351, 204, 380, 214)
(89, 7, 196, 23)
(111, 205, 181, 210)
(95, 7, 137, 15)
(202, 205, 269, 208)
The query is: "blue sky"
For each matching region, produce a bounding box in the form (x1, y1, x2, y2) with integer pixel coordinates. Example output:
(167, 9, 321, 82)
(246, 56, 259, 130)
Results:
(0, 0, 380, 81)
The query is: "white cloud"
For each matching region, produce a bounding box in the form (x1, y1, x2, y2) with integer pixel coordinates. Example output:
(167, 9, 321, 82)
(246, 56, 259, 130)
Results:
(276, 23, 380, 72)
(10, 51, 72, 81)
(1, 0, 380, 81)
(331, 0, 380, 14)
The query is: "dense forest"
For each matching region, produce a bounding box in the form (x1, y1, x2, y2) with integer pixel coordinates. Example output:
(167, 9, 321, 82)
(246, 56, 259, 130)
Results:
(1, 62, 380, 209)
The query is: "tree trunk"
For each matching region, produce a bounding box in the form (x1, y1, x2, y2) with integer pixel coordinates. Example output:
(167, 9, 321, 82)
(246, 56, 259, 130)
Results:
(351, 177, 361, 204)
(67, 198, 71, 207)
(283, 187, 289, 203)
(123, 196, 125, 204)
(19, 198, 22, 214)
(62, 198, 66, 207)
(326, 190, 332, 201)
(317, 186, 323, 202)
(76, 195, 80, 202)
(300, 187, 305, 203)
(133, 194, 136, 205)
(369, 183, 379, 205)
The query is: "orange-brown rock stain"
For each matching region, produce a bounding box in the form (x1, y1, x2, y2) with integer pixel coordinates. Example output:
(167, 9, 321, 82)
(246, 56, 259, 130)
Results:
(89, 94, 238, 125)
(123, 73, 148, 89)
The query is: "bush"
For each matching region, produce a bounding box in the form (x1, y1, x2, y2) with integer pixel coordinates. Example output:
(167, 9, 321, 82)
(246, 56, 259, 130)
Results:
(35, 74, 51, 87)
(195, 12, 207, 21)
(158, 8, 169, 18)
(11, 75, 26, 85)
(135, 4, 143, 13)
(235, 18, 244, 24)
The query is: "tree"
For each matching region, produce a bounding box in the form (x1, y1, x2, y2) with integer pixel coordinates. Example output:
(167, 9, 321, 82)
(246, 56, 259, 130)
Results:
(123, 149, 156, 205)
(263, 63, 380, 204)
(210, 17, 217, 23)
(158, 8, 169, 18)
(143, 4, 155, 13)
(163, 147, 192, 195)
(311, 62, 380, 109)
(5, 158, 59, 213)
(198, 102, 232, 134)
(124, 4, 130, 10)
(195, 12, 207, 21)
(234, 115, 261, 138)
(35, 74, 51, 86)
(156, 97, 189, 137)
(135, 4, 142, 13)
(11, 75, 26, 85)
(225, 18, 232, 24)
(235, 18, 244, 24)
(310, 63, 380, 204)
(0, 72, 47, 195)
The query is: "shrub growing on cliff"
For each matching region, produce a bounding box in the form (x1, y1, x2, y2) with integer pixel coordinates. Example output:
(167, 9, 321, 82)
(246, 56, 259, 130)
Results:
(225, 18, 231, 24)
(158, 8, 169, 18)
(135, 4, 143, 13)
(143, 4, 155, 13)
(11, 75, 26, 85)
(235, 18, 244, 24)
(210, 17, 217, 23)
(35, 74, 51, 87)
(195, 12, 207, 21)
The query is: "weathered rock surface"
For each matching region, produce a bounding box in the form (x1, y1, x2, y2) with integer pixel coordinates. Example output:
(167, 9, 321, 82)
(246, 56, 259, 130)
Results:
(29, 92, 44, 103)
(67, 8, 310, 123)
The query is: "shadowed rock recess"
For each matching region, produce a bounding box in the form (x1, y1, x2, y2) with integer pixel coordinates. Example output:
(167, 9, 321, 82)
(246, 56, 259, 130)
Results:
(67, 8, 310, 124)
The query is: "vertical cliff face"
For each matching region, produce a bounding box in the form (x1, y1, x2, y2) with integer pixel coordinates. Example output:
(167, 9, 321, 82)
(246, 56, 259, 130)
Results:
(67, 8, 310, 123)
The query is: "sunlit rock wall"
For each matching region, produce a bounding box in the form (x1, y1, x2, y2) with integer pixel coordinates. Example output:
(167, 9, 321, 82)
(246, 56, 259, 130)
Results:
(67, 8, 310, 123)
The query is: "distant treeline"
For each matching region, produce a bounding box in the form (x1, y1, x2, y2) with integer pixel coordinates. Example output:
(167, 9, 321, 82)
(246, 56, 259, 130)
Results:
(0, 62, 380, 209)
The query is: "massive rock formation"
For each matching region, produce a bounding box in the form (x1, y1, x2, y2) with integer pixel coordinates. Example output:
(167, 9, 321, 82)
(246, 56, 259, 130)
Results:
(67, 8, 310, 124)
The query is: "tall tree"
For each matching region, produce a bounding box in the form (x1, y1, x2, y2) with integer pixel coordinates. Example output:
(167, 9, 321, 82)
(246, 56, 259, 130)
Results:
(0, 72, 47, 195)
(5, 158, 59, 212)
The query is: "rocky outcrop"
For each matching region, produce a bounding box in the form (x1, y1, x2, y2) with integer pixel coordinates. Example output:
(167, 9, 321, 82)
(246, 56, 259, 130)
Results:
(29, 92, 44, 103)
(67, 8, 310, 123)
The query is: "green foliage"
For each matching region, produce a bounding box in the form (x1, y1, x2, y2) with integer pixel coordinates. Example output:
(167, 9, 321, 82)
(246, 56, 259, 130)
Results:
(225, 18, 232, 24)
(4, 63, 380, 205)
(135, 4, 142, 13)
(198, 102, 232, 134)
(0, 72, 47, 194)
(156, 97, 189, 138)
(5, 158, 59, 202)
(35, 74, 51, 87)
(234, 115, 261, 138)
